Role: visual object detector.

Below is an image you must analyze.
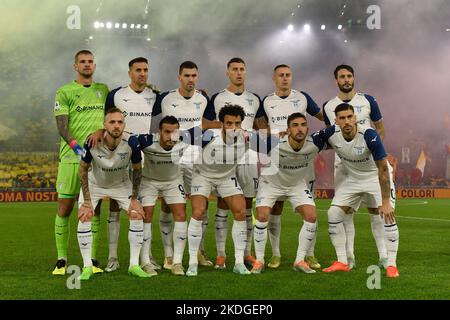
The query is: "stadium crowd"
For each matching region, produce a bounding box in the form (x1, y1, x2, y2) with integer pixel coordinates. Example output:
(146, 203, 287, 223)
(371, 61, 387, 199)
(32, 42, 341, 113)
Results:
(0, 152, 57, 190)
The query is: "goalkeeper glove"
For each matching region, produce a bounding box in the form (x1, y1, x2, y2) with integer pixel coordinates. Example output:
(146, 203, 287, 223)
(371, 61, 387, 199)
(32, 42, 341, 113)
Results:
(69, 140, 86, 158)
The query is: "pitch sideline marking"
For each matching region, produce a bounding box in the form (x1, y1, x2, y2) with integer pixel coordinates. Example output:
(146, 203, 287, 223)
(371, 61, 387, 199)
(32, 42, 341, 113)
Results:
(316, 200, 450, 223)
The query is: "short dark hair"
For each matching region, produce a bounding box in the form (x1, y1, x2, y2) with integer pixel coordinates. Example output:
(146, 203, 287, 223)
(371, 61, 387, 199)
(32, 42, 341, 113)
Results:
(74, 50, 93, 63)
(159, 116, 179, 129)
(129, 57, 148, 69)
(274, 64, 290, 72)
(287, 112, 307, 127)
(227, 57, 245, 69)
(179, 61, 198, 74)
(334, 103, 354, 115)
(105, 107, 123, 117)
(218, 105, 246, 123)
(334, 64, 354, 79)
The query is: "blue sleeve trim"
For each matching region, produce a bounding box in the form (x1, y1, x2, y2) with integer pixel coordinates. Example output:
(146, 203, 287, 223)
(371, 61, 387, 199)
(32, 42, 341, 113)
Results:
(311, 132, 326, 150)
(153, 91, 169, 116)
(301, 91, 321, 116)
(318, 125, 335, 143)
(203, 92, 218, 121)
(322, 101, 331, 126)
(81, 142, 92, 163)
(253, 93, 265, 118)
(105, 87, 121, 113)
(365, 94, 382, 122)
(364, 129, 387, 161)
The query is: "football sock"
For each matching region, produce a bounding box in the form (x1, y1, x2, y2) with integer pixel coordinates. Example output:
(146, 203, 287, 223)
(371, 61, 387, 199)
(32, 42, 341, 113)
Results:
(244, 209, 254, 257)
(77, 220, 92, 267)
(160, 210, 173, 258)
(200, 210, 208, 252)
(253, 220, 268, 263)
(107, 211, 120, 260)
(370, 214, 388, 260)
(188, 218, 203, 265)
(173, 221, 188, 265)
(91, 215, 100, 260)
(384, 220, 399, 267)
(140, 222, 152, 265)
(55, 215, 69, 260)
(215, 208, 228, 257)
(328, 206, 347, 264)
(268, 214, 281, 257)
(296, 221, 317, 262)
(232, 220, 247, 265)
(343, 212, 355, 259)
(128, 220, 144, 267)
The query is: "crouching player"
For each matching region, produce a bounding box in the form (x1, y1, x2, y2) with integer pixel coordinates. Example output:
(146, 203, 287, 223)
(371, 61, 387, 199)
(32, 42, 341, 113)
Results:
(251, 113, 323, 274)
(319, 103, 399, 277)
(135, 116, 190, 276)
(77, 107, 149, 280)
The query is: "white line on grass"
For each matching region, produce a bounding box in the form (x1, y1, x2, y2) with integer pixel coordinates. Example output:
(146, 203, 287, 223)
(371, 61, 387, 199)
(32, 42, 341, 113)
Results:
(317, 201, 450, 222)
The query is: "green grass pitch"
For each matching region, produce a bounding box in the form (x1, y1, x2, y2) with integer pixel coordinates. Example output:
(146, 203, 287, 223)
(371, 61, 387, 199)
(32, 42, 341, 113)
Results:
(0, 199, 449, 300)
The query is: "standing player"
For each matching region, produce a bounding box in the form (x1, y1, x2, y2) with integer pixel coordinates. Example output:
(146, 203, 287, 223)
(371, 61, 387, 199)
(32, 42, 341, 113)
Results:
(151, 61, 212, 269)
(102, 57, 160, 274)
(251, 113, 324, 274)
(135, 116, 191, 276)
(204, 57, 266, 270)
(322, 64, 390, 269)
(77, 108, 149, 280)
(52, 50, 109, 275)
(319, 104, 399, 278)
(260, 64, 323, 270)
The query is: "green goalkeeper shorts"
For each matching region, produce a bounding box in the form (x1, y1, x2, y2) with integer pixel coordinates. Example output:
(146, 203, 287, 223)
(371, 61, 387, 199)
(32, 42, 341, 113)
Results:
(56, 162, 80, 198)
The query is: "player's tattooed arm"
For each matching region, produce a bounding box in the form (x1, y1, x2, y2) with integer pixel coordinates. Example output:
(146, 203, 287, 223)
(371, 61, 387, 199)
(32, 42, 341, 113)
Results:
(373, 120, 385, 141)
(55, 115, 76, 144)
(131, 162, 142, 199)
(79, 160, 91, 202)
(314, 110, 325, 121)
(376, 158, 395, 223)
(376, 158, 391, 200)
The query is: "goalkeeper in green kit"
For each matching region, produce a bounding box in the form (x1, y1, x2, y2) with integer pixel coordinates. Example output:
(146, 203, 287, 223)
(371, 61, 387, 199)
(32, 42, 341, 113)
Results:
(52, 50, 109, 275)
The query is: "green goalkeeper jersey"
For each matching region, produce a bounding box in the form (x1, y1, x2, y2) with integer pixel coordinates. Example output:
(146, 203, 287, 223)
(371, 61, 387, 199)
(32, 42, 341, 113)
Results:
(54, 80, 109, 163)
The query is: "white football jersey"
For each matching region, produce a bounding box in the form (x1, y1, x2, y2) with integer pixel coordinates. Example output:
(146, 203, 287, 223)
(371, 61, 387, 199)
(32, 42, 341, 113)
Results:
(262, 90, 320, 132)
(153, 89, 209, 130)
(136, 133, 191, 182)
(105, 86, 157, 134)
(82, 137, 141, 188)
(205, 89, 264, 130)
(261, 135, 324, 187)
(322, 93, 382, 128)
(193, 129, 248, 180)
(317, 125, 387, 181)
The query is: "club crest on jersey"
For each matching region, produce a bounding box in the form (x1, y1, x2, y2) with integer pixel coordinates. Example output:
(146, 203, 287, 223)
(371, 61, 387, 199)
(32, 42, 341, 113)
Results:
(354, 106, 363, 113)
(117, 152, 129, 160)
(354, 146, 365, 155)
(194, 102, 202, 109)
(291, 100, 301, 108)
(246, 99, 254, 106)
(172, 104, 178, 108)
(144, 97, 153, 105)
(96, 91, 103, 98)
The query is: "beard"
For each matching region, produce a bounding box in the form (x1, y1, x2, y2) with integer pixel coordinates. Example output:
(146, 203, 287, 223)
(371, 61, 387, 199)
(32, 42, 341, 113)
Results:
(338, 82, 354, 93)
(107, 129, 123, 139)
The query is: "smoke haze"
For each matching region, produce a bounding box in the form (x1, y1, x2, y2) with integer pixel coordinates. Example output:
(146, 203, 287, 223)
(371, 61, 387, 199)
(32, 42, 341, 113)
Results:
(0, 0, 449, 177)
